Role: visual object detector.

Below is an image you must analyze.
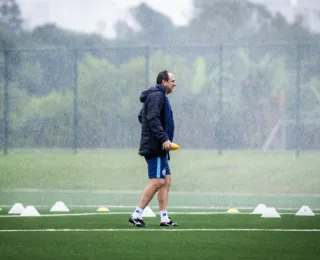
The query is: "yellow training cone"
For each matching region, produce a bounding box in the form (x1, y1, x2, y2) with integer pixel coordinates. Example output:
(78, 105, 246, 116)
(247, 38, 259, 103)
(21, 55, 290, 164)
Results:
(227, 208, 240, 213)
(97, 207, 110, 212)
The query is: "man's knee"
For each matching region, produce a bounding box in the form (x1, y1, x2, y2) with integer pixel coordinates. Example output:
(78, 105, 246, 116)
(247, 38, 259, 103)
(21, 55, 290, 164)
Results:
(150, 178, 165, 190)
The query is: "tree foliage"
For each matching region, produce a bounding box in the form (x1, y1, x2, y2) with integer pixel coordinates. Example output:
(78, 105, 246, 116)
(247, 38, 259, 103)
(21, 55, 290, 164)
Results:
(1, 0, 320, 149)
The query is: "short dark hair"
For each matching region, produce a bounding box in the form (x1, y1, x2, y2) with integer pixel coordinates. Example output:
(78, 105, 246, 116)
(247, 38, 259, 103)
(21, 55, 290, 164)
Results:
(156, 70, 169, 84)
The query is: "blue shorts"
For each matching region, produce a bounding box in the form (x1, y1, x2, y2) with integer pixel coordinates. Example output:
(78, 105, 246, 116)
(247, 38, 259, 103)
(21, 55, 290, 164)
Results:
(145, 155, 171, 179)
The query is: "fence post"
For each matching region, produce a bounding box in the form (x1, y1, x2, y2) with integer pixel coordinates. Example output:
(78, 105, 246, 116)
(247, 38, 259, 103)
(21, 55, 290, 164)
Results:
(145, 45, 150, 89)
(295, 44, 301, 158)
(218, 44, 223, 155)
(3, 50, 9, 155)
(73, 49, 79, 154)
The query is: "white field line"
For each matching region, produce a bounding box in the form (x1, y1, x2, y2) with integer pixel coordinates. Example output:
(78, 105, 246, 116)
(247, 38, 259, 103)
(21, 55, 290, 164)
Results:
(1, 228, 320, 232)
(0, 205, 260, 209)
(0, 212, 111, 217)
(1, 188, 320, 197)
(0, 212, 319, 218)
(1, 205, 320, 211)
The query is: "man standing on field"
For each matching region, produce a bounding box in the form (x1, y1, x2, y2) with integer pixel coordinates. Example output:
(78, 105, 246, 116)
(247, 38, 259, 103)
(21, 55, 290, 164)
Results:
(128, 70, 178, 227)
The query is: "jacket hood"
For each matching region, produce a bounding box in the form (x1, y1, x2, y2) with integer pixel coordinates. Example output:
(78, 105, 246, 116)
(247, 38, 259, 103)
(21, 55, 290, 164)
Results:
(140, 84, 166, 103)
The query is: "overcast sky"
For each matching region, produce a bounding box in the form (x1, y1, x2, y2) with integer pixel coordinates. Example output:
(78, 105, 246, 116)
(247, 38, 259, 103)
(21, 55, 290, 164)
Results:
(16, 0, 319, 38)
(17, 0, 193, 38)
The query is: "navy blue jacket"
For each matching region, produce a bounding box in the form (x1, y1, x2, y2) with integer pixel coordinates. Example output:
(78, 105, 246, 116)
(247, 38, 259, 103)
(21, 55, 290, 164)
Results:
(138, 84, 174, 158)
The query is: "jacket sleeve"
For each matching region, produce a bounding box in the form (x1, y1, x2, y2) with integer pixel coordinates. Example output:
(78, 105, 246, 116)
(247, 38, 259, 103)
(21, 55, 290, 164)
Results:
(145, 93, 169, 144)
(169, 110, 174, 141)
(138, 106, 143, 124)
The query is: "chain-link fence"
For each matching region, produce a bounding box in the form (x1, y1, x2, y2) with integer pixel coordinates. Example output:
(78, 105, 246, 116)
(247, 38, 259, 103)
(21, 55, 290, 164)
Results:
(1, 43, 320, 156)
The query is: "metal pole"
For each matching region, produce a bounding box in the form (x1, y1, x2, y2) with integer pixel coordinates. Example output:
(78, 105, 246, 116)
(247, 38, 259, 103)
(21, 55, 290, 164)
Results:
(279, 90, 286, 150)
(73, 49, 79, 154)
(295, 44, 301, 158)
(218, 44, 223, 155)
(145, 45, 150, 89)
(281, 120, 287, 151)
(3, 50, 9, 155)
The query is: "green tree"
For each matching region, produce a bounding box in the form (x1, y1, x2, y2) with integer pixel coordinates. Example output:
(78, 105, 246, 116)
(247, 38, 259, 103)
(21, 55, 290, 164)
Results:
(230, 49, 289, 148)
(130, 3, 175, 44)
(0, 0, 22, 35)
(13, 91, 73, 147)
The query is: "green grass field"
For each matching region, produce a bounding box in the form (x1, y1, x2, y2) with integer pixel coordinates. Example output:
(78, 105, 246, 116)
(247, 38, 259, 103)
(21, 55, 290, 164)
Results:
(0, 149, 319, 207)
(1, 149, 319, 191)
(0, 209, 320, 260)
(1, 149, 320, 259)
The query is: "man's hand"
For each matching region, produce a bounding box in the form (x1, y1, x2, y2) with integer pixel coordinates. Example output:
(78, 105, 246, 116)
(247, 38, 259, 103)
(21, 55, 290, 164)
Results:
(162, 140, 172, 150)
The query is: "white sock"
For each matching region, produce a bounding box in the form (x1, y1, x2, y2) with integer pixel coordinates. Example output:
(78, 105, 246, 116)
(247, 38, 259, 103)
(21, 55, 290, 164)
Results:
(160, 210, 170, 222)
(132, 207, 143, 219)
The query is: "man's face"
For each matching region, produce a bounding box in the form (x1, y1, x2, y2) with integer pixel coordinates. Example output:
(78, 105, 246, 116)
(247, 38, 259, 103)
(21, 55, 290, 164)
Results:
(163, 73, 176, 94)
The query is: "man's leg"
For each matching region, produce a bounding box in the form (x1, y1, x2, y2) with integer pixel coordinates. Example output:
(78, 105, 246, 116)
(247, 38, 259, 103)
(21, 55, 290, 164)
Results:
(158, 174, 171, 212)
(157, 157, 178, 226)
(130, 179, 164, 227)
(158, 154, 171, 212)
(129, 156, 166, 227)
(137, 178, 165, 211)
